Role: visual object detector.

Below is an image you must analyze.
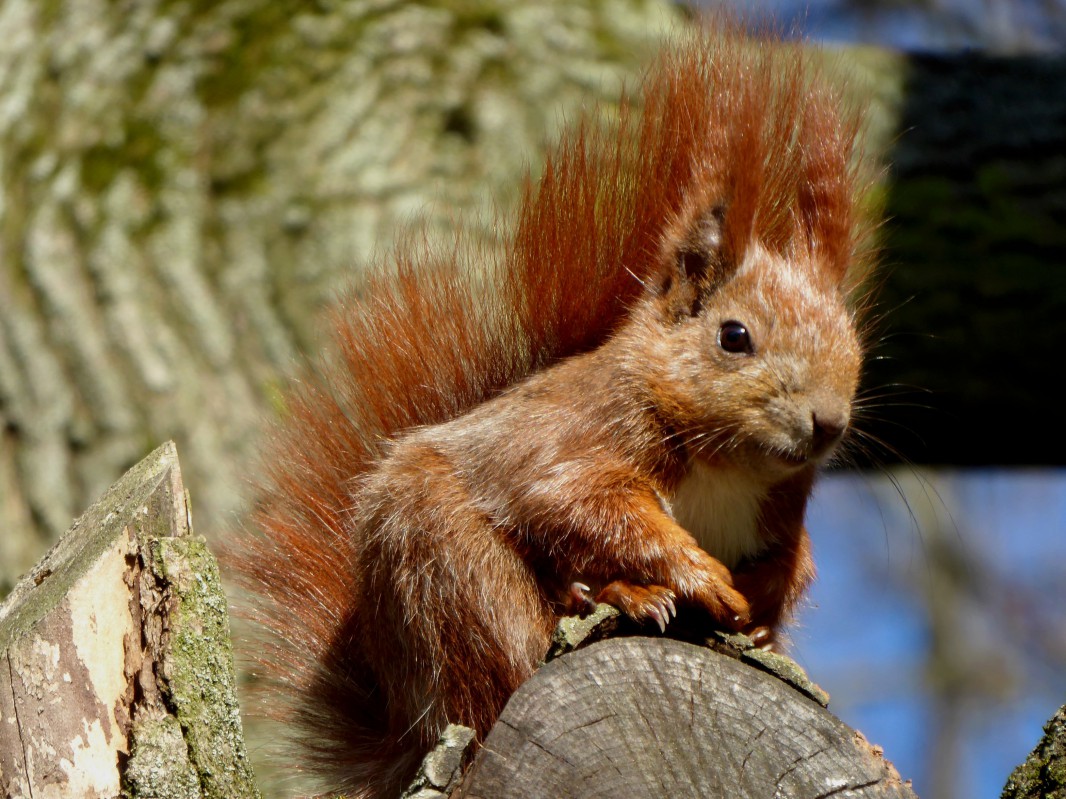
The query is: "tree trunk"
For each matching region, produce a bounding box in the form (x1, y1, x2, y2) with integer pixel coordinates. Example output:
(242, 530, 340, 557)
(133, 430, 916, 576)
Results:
(0, 0, 684, 593)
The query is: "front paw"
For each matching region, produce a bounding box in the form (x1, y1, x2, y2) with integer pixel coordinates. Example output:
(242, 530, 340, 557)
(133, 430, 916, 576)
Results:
(673, 554, 751, 631)
(686, 579, 751, 631)
(595, 581, 677, 633)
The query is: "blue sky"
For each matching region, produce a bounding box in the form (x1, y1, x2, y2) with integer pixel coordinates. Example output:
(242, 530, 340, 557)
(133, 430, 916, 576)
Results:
(794, 471, 1066, 798)
(705, 0, 1066, 52)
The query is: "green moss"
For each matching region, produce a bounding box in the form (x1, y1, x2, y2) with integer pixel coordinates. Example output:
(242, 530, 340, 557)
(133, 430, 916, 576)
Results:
(34, 0, 66, 29)
(447, 1, 506, 35)
(81, 120, 166, 195)
(124, 714, 203, 799)
(149, 535, 261, 799)
(1002, 706, 1066, 798)
(190, 0, 309, 108)
(1050, 758, 1066, 785)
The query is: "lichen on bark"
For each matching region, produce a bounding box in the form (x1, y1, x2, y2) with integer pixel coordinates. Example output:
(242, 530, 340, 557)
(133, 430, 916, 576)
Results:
(1002, 703, 1066, 799)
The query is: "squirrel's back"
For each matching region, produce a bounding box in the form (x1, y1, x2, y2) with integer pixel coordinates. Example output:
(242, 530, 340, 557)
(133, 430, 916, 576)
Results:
(230, 20, 874, 797)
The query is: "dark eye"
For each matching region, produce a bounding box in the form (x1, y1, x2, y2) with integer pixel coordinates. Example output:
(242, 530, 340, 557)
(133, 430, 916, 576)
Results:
(718, 321, 752, 354)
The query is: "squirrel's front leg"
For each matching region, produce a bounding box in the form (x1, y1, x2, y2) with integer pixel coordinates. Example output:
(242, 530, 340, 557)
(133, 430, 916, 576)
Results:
(524, 461, 750, 632)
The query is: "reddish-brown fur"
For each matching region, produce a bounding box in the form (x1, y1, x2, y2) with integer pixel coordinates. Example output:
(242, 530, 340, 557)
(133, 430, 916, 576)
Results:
(230, 22, 876, 798)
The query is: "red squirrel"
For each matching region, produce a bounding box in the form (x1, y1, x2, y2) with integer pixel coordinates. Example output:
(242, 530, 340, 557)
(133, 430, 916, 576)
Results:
(232, 21, 875, 798)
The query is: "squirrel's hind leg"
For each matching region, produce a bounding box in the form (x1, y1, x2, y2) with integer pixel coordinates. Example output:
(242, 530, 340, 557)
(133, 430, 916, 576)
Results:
(356, 443, 556, 745)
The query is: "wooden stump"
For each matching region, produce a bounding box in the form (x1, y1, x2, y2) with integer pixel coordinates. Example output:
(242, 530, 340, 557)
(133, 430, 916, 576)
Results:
(0, 442, 258, 799)
(456, 636, 916, 799)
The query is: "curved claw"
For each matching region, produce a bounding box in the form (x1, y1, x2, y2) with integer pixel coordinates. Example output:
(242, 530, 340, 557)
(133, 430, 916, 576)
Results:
(647, 604, 667, 633)
(566, 581, 597, 617)
(664, 594, 677, 620)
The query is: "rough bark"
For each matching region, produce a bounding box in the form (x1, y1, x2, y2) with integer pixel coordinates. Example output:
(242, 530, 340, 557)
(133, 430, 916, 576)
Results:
(0, 441, 258, 799)
(0, 0, 685, 593)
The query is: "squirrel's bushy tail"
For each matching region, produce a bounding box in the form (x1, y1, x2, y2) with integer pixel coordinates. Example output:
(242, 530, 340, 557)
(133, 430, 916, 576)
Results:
(228, 19, 871, 794)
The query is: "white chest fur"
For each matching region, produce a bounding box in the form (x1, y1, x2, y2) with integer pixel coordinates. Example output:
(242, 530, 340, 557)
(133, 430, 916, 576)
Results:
(666, 461, 767, 569)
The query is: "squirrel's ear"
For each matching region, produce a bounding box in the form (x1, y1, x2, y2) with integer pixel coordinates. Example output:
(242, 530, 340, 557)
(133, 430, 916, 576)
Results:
(677, 204, 726, 284)
(657, 204, 728, 303)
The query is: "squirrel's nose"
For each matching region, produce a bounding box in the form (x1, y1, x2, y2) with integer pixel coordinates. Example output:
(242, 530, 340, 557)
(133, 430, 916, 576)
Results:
(810, 408, 848, 454)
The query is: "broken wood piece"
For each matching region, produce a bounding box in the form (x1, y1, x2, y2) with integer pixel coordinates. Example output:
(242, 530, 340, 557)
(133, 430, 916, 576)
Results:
(0, 442, 259, 799)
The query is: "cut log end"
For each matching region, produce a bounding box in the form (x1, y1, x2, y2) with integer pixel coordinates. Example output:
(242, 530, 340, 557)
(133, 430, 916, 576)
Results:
(456, 636, 917, 799)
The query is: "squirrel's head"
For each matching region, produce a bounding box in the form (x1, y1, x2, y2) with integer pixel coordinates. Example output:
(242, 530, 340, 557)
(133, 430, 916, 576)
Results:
(635, 203, 862, 482)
